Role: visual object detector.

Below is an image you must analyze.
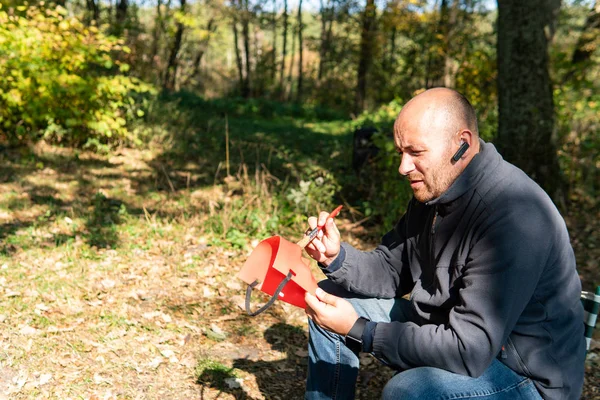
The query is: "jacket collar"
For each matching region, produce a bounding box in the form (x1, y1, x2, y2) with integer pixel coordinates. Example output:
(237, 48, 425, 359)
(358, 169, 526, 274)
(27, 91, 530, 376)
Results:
(425, 139, 502, 207)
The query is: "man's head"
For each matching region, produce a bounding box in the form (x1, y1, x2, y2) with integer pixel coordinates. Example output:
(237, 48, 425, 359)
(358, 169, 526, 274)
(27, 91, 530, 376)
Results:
(393, 88, 480, 203)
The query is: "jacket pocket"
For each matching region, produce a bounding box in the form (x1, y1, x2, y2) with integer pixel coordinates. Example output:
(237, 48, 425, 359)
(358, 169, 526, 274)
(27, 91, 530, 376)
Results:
(505, 336, 533, 377)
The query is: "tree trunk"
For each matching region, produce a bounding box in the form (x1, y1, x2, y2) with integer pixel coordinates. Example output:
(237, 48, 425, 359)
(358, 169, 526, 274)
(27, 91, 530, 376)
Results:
(571, 0, 600, 65)
(183, 18, 217, 86)
(355, 0, 376, 114)
(296, 0, 303, 101)
(425, 0, 449, 88)
(115, 0, 128, 35)
(150, 0, 164, 73)
(443, 0, 460, 87)
(271, 0, 278, 81)
(163, 0, 187, 90)
(279, 0, 288, 97)
(85, 0, 100, 24)
(241, 0, 252, 97)
(386, 25, 397, 72)
(317, 0, 332, 81)
(286, 21, 297, 100)
(496, 0, 563, 201)
(232, 14, 247, 96)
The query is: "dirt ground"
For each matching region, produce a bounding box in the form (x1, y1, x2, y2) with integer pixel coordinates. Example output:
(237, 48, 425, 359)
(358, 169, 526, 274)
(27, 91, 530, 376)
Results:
(0, 143, 597, 399)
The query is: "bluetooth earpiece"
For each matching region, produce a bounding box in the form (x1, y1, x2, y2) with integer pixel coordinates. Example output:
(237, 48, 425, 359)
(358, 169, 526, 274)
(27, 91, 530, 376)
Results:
(451, 141, 469, 162)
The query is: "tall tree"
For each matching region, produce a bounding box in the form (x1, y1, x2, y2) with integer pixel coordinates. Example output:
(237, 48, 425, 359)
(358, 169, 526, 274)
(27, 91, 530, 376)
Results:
(424, 0, 460, 88)
(150, 0, 166, 76)
(571, 0, 600, 66)
(163, 0, 187, 90)
(114, 0, 128, 35)
(183, 17, 217, 86)
(241, 0, 252, 96)
(271, 0, 278, 80)
(442, 0, 460, 87)
(317, 0, 334, 82)
(355, 0, 377, 113)
(85, 0, 100, 24)
(232, 5, 248, 96)
(286, 17, 297, 100)
(296, 0, 304, 101)
(496, 0, 563, 200)
(279, 0, 289, 96)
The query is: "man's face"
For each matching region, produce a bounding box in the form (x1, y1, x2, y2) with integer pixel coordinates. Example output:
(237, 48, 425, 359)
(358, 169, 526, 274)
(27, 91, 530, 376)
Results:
(394, 116, 458, 203)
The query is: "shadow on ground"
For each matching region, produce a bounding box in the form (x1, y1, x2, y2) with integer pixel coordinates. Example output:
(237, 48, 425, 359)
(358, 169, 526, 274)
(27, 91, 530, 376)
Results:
(197, 323, 307, 399)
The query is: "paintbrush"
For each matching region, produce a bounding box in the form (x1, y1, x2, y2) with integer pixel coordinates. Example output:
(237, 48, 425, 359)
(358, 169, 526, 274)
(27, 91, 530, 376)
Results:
(296, 205, 343, 249)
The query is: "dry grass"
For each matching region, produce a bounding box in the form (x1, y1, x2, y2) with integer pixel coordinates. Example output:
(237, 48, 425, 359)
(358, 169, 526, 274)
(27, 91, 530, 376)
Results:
(0, 142, 597, 399)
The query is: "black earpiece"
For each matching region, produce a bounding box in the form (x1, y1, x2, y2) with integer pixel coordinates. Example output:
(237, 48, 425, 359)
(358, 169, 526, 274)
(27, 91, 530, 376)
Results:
(452, 141, 469, 162)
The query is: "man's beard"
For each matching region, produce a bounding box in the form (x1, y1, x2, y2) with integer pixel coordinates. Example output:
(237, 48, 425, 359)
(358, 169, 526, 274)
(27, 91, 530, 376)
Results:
(408, 166, 456, 203)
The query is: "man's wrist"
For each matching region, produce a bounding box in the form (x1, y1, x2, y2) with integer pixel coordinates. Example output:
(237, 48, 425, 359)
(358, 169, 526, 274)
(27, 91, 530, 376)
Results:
(344, 316, 370, 354)
(319, 246, 346, 272)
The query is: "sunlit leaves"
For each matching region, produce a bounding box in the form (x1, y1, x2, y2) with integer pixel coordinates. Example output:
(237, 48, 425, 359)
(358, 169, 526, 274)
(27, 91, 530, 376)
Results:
(0, 4, 156, 148)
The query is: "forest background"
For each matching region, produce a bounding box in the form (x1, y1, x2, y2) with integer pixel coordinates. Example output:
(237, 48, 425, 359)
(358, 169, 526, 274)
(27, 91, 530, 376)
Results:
(0, 0, 598, 398)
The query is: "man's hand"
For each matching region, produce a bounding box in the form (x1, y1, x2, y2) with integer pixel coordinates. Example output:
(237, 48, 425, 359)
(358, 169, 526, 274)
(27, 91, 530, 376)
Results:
(305, 288, 359, 336)
(305, 211, 341, 266)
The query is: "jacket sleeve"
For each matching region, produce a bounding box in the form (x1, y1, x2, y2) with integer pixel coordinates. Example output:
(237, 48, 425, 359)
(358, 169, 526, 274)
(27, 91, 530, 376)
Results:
(371, 200, 555, 377)
(322, 212, 415, 299)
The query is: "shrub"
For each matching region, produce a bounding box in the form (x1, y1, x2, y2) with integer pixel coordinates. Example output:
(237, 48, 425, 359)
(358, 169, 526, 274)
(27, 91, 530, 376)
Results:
(0, 4, 155, 148)
(350, 99, 413, 231)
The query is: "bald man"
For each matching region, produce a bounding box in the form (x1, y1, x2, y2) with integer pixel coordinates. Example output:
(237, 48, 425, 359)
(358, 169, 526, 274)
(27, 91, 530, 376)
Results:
(303, 88, 585, 399)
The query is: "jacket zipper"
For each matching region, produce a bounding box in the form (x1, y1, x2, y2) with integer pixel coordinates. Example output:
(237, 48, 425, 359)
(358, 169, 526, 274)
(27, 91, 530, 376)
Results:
(430, 206, 438, 263)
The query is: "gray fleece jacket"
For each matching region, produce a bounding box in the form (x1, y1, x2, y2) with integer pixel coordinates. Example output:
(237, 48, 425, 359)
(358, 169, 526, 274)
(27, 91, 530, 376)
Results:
(323, 140, 585, 399)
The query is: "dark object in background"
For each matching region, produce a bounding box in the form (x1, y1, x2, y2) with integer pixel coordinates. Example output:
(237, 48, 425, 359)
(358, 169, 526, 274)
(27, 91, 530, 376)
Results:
(352, 127, 379, 175)
(352, 127, 380, 174)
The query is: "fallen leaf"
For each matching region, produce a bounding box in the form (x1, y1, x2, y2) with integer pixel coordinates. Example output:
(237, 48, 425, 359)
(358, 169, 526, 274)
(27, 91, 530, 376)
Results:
(148, 356, 163, 369)
(19, 326, 39, 336)
(160, 349, 175, 358)
(38, 373, 52, 385)
(294, 348, 309, 358)
(225, 377, 244, 389)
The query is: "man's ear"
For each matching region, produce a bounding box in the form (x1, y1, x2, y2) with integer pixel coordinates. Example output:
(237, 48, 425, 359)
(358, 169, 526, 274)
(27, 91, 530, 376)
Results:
(458, 129, 474, 148)
(451, 130, 474, 163)
(452, 141, 469, 162)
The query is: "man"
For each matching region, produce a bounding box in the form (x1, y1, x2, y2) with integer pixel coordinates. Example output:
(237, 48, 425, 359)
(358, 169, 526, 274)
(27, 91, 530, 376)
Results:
(303, 88, 585, 399)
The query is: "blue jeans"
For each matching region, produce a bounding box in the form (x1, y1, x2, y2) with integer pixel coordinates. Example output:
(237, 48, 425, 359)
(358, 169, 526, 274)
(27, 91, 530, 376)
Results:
(305, 280, 542, 400)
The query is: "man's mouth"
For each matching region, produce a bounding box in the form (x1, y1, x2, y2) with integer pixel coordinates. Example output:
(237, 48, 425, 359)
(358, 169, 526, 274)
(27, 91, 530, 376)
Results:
(409, 180, 424, 188)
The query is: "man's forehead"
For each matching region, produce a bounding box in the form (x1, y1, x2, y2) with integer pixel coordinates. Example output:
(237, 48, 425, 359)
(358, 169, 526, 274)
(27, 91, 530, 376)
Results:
(394, 106, 450, 145)
(394, 128, 428, 149)
(394, 118, 433, 146)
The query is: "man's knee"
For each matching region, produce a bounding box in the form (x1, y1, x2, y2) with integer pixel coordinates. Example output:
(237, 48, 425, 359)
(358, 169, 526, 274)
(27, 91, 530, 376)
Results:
(381, 368, 447, 400)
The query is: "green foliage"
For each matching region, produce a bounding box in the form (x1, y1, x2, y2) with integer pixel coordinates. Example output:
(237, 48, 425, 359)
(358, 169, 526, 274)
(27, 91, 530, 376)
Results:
(286, 165, 341, 214)
(352, 98, 403, 134)
(0, 4, 155, 148)
(352, 99, 413, 230)
(195, 358, 237, 389)
(551, 3, 600, 207)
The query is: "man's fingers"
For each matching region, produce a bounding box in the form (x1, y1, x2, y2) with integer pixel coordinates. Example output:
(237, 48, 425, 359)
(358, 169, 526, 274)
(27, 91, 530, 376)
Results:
(307, 216, 318, 231)
(327, 218, 340, 236)
(305, 292, 324, 314)
(315, 239, 327, 253)
(318, 211, 330, 227)
(315, 288, 338, 307)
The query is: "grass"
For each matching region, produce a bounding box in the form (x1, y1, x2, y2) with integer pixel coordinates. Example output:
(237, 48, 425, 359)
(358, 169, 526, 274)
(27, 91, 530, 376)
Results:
(0, 94, 597, 399)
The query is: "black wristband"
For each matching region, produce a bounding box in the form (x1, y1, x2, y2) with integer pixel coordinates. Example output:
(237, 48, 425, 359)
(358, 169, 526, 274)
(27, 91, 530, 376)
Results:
(345, 317, 370, 354)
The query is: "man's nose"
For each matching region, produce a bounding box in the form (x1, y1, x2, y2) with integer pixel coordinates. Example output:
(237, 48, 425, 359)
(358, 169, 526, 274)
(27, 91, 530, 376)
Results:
(399, 154, 414, 176)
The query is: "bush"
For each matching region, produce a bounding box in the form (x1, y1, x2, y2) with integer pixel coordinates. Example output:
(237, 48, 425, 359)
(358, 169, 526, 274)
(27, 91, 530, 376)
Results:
(351, 99, 413, 231)
(0, 4, 155, 148)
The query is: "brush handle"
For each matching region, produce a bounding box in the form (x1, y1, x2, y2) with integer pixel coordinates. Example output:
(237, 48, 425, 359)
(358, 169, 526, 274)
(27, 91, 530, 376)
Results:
(296, 205, 343, 249)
